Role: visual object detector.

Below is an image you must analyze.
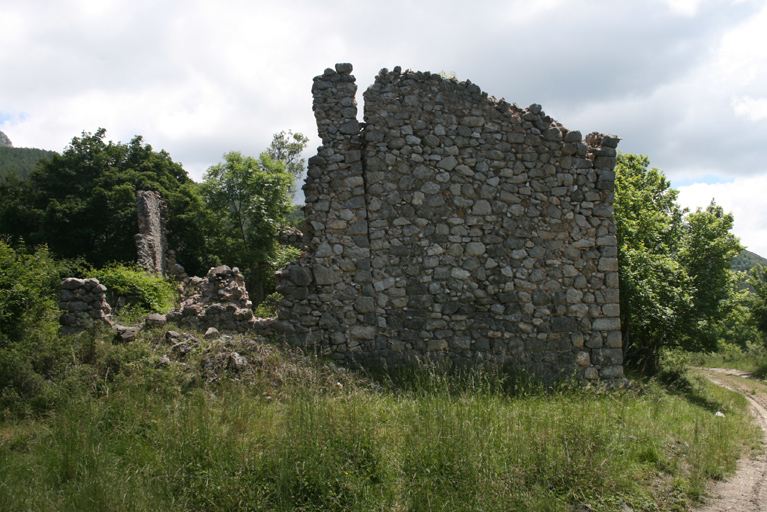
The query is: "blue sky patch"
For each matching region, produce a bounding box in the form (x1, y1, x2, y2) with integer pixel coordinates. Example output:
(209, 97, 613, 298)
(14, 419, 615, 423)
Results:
(672, 175, 736, 188)
(0, 111, 27, 126)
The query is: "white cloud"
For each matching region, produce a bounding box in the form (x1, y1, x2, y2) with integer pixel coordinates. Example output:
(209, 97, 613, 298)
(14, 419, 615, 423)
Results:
(716, 0, 767, 85)
(662, 0, 703, 15)
(732, 96, 767, 121)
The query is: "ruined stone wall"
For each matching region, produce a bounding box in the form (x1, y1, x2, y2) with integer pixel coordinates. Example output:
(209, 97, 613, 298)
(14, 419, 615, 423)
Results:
(276, 64, 623, 384)
(167, 265, 262, 333)
(59, 278, 112, 334)
(135, 190, 168, 276)
(135, 190, 186, 279)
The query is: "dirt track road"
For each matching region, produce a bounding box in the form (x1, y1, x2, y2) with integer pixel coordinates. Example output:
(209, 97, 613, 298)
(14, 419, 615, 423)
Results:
(694, 368, 767, 512)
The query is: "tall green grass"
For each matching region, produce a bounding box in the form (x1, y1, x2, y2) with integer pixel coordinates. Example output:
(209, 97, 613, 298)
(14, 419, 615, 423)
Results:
(679, 343, 767, 376)
(0, 344, 760, 512)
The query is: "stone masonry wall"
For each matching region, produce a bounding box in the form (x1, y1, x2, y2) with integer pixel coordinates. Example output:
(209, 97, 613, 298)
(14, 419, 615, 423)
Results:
(166, 265, 259, 333)
(276, 64, 623, 384)
(135, 190, 186, 279)
(59, 278, 112, 334)
(135, 190, 168, 276)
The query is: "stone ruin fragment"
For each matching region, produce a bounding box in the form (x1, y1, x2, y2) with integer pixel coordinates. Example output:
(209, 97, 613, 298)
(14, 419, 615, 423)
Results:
(135, 190, 185, 279)
(58, 278, 113, 334)
(278, 226, 305, 250)
(166, 265, 276, 334)
(273, 63, 624, 385)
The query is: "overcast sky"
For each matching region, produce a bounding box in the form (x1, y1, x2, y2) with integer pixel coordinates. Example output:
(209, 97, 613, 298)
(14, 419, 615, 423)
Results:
(2, 0, 766, 255)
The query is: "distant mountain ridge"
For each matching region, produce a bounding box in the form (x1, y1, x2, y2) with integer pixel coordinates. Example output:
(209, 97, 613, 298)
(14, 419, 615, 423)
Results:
(0, 130, 12, 147)
(732, 249, 767, 273)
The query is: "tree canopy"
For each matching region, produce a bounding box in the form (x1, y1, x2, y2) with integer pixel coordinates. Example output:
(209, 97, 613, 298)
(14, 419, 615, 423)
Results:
(265, 130, 310, 182)
(614, 153, 743, 373)
(750, 266, 767, 336)
(0, 129, 210, 274)
(201, 151, 295, 301)
(677, 202, 743, 349)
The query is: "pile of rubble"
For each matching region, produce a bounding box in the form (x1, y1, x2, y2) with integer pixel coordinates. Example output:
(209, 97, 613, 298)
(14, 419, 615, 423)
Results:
(166, 265, 260, 333)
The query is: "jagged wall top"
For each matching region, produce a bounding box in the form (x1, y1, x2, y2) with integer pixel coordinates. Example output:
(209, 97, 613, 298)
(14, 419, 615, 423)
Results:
(312, 63, 359, 144)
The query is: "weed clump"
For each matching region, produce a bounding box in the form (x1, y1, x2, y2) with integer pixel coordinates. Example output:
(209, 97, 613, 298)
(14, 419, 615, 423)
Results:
(87, 263, 178, 318)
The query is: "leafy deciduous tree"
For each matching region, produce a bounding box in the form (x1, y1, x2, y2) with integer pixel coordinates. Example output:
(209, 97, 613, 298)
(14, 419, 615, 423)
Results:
(0, 129, 211, 275)
(266, 130, 310, 181)
(614, 153, 742, 373)
(750, 265, 767, 336)
(711, 285, 763, 349)
(677, 201, 743, 350)
(265, 130, 309, 198)
(201, 151, 294, 301)
(615, 154, 692, 372)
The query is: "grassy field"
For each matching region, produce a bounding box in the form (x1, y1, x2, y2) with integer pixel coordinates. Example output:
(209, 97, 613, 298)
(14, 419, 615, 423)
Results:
(0, 329, 762, 512)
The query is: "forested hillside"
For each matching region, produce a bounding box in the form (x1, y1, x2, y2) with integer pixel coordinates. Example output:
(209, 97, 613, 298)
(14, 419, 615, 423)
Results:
(0, 146, 58, 180)
(733, 249, 767, 273)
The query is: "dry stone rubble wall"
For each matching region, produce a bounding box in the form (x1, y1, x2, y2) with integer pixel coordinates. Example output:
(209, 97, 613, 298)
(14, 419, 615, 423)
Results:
(275, 63, 624, 385)
(58, 278, 113, 333)
(166, 265, 276, 334)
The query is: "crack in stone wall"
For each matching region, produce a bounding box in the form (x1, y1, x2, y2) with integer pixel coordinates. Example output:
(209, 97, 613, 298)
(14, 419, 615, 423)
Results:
(275, 63, 623, 384)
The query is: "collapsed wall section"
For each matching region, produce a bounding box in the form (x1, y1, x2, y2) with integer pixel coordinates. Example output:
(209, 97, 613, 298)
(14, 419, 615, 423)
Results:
(277, 64, 623, 384)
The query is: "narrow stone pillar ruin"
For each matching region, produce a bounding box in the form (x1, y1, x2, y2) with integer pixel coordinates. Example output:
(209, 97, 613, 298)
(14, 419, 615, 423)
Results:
(135, 190, 169, 276)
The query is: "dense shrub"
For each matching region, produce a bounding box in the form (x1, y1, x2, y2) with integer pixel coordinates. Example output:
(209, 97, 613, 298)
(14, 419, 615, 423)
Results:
(0, 241, 67, 415)
(254, 292, 283, 318)
(0, 240, 59, 343)
(86, 264, 178, 315)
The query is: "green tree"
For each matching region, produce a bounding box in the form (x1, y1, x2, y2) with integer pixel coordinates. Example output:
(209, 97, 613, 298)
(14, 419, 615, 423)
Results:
(201, 151, 294, 301)
(266, 130, 309, 181)
(677, 201, 743, 350)
(265, 130, 309, 198)
(0, 129, 211, 275)
(0, 241, 58, 345)
(0, 240, 66, 414)
(615, 154, 744, 373)
(614, 153, 693, 373)
(750, 265, 767, 336)
(0, 173, 42, 245)
(712, 285, 763, 348)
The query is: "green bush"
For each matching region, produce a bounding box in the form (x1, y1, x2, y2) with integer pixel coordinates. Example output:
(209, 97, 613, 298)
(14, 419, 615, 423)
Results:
(254, 292, 283, 318)
(0, 240, 59, 344)
(87, 264, 178, 316)
(0, 240, 69, 416)
(263, 243, 302, 291)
